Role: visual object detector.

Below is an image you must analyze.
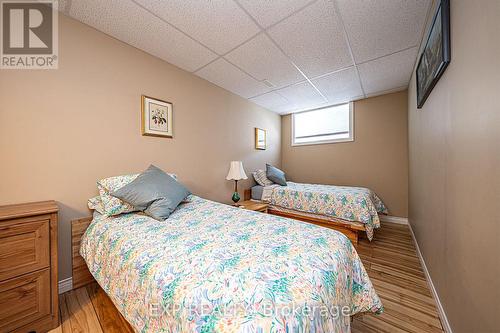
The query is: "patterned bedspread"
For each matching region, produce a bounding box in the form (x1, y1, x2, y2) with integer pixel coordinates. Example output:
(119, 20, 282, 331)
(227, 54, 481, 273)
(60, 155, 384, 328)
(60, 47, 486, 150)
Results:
(81, 196, 382, 333)
(267, 182, 387, 240)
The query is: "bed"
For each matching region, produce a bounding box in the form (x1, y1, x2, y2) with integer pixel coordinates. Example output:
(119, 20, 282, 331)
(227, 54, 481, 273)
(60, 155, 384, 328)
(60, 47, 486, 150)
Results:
(247, 182, 387, 243)
(77, 195, 382, 332)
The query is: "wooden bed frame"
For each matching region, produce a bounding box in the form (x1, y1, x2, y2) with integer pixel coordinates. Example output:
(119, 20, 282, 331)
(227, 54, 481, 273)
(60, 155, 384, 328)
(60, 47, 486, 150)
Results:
(244, 189, 365, 245)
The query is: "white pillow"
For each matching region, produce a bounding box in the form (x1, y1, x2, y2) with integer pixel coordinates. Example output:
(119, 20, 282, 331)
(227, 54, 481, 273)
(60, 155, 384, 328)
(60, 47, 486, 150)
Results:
(253, 169, 274, 186)
(87, 196, 105, 215)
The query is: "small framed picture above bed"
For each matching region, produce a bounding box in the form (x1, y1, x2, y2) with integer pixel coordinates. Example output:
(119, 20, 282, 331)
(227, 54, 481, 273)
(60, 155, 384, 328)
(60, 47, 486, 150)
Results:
(141, 95, 173, 138)
(255, 127, 266, 150)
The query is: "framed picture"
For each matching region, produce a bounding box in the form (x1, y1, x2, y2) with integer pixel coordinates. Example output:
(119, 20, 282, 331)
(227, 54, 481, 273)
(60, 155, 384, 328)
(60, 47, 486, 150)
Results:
(255, 128, 266, 150)
(141, 95, 173, 138)
(416, 0, 450, 109)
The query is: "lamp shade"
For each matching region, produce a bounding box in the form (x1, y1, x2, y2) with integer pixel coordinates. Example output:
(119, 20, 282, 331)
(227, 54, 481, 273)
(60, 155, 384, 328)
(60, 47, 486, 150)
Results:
(226, 161, 248, 181)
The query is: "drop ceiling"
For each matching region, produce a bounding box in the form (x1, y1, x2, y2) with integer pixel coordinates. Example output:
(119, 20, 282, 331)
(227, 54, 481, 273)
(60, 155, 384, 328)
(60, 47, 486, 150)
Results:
(60, 0, 431, 114)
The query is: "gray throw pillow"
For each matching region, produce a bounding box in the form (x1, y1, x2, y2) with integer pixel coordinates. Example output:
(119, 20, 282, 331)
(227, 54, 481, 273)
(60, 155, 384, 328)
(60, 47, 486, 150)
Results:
(111, 165, 190, 220)
(266, 164, 287, 186)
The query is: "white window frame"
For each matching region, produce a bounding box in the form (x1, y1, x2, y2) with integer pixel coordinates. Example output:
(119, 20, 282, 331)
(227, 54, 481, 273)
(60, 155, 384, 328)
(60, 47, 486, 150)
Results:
(291, 102, 354, 146)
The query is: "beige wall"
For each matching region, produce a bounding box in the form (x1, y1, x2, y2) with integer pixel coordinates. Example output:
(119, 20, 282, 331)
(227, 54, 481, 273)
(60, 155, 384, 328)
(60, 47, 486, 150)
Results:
(281, 91, 409, 217)
(0, 15, 281, 280)
(408, 1, 500, 331)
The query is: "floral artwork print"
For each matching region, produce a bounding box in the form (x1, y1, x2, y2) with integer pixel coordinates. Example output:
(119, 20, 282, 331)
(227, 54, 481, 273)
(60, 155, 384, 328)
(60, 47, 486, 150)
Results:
(148, 103, 169, 132)
(142, 95, 173, 137)
(81, 195, 383, 333)
(151, 108, 167, 126)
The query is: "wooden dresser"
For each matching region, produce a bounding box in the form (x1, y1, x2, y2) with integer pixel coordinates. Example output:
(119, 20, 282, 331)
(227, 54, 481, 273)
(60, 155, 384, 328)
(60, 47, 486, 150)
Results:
(0, 201, 59, 333)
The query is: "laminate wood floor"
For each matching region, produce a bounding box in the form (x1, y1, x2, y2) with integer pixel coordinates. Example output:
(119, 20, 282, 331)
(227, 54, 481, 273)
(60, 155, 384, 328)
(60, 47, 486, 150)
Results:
(50, 222, 444, 333)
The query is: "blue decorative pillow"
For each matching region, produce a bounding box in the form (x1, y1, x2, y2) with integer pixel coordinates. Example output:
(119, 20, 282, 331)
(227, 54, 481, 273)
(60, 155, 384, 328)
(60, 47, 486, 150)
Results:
(266, 164, 287, 186)
(111, 165, 190, 220)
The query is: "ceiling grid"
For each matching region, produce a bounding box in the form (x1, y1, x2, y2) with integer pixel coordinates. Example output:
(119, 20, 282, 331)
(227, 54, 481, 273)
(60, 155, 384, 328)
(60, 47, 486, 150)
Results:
(64, 0, 432, 114)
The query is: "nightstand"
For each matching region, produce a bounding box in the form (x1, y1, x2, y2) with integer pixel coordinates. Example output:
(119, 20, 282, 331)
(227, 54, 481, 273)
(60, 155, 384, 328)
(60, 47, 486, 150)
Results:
(235, 200, 268, 213)
(0, 201, 59, 333)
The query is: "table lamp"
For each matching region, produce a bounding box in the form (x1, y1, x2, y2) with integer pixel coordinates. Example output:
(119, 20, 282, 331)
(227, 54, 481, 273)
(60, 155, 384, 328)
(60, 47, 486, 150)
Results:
(226, 161, 247, 204)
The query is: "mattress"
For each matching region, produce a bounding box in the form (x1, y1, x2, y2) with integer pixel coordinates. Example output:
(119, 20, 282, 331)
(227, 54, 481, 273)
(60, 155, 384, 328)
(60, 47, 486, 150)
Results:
(251, 185, 264, 200)
(81, 195, 383, 332)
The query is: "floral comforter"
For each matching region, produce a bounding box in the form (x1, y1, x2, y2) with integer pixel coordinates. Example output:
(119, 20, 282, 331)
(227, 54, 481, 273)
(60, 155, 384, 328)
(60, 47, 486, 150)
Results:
(81, 196, 382, 333)
(268, 182, 387, 240)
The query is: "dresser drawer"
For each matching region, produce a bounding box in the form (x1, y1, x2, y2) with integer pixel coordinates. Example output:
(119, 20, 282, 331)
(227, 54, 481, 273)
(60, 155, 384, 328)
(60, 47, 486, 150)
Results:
(0, 268, 51, 332)
(0, 216, 50, 281)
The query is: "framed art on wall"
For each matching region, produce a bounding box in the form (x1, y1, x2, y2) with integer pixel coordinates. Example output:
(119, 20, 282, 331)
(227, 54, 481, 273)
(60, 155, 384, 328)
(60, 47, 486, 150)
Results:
(255, 128, 266, 150)
(416, 0, 450, 109)
(141, 95, 173, 138)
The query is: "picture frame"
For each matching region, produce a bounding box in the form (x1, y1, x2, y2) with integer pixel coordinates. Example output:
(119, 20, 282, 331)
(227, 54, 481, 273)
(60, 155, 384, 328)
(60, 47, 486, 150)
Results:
(416, 0, 451, 109)
(141, 95, 173, 138)
(255, 128, 266, 150)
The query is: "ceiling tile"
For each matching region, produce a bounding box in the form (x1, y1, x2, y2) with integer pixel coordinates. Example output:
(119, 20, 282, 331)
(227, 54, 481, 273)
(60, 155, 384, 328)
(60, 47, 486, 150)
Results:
(272, 105, 302, 115)
(364, 86, 407, 99)
(274, 81, 326, 112)
(196, 58, 271, 98)
(237, 0, 315, 28)
(58, 0, 70, 13)
(134, 0, 260, 55)
(250, 91, 289, 111)
(225, 34, 304, 89)
(337, 0, 431, 63)
(312, 67, 363, 105)
(69, 0, 217, 72)
(358, 47, 418, 95)
(276, 101, 330, 114)
(267, 0, 352, 78)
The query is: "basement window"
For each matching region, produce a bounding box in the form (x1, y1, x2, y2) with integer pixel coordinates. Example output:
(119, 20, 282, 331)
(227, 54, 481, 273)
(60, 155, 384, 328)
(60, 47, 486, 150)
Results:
(292, 103, 354, 146)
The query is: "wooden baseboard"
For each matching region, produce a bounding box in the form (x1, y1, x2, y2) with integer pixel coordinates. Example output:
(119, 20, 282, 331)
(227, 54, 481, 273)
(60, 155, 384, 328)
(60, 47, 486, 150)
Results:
(379, 215, 408, 224)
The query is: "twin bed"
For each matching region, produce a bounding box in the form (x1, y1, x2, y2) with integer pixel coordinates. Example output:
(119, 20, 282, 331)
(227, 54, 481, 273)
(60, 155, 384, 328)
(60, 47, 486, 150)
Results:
(76, 168, 386, 332)
(247, 182, 387, 244)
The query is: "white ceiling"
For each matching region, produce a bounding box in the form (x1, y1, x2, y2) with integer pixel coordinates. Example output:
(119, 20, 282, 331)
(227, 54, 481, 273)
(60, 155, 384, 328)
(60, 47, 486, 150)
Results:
(60, 0, 431, 114)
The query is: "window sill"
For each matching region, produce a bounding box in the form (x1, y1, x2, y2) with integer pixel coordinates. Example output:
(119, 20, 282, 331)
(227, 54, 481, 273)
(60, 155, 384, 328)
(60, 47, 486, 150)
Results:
(291, 137, 354, 146)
